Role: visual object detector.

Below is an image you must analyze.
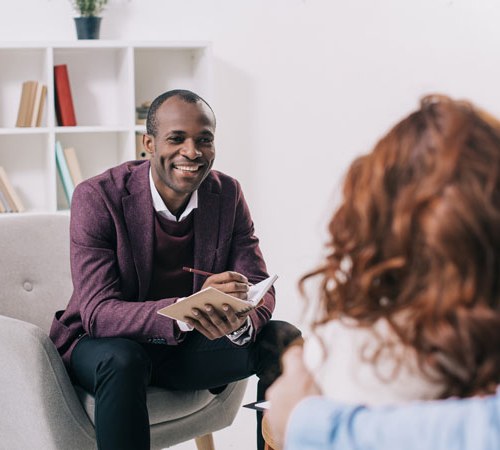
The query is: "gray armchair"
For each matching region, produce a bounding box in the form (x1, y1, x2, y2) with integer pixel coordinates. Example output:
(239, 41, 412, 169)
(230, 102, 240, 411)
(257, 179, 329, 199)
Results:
(0, 213, 247, 450)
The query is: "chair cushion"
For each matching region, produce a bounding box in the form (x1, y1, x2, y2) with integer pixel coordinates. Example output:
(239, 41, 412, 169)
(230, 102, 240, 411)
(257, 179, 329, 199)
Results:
(75, 385, 216, 425)
(0, 214, 72, 334)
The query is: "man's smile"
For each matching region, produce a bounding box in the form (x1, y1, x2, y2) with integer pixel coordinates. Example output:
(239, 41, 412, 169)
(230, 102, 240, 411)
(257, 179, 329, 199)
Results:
(172, 163, 204, 173)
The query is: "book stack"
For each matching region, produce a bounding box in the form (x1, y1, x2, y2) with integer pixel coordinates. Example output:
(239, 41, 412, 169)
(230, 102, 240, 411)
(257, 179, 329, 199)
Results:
(0, 166, 25, 213)
(55, 141, 83, 206)
(15, 81, 47, 127)
(54, 64, 77, 126)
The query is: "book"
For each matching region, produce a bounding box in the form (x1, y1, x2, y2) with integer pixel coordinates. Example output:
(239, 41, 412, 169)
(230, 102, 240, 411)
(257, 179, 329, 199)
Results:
(54, 64, 77, 126)
(15, 81, 30, 127)
(0, 188, 14, 213)
(15, 81, 38, 127)
(24, 81, 39, 127)
(34, 84, 47, 127)
(0, 190, 7, 213)
(29, 82, 44, 127)
(0, 166, 24, 212)
(157, 274, 278, 321)
(55, 141, 75, 205)
(0, 172, 16, 212)
(63, 147, 83, 186)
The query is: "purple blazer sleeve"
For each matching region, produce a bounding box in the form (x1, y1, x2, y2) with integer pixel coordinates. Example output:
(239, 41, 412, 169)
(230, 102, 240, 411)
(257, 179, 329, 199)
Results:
(69, 181, 178, 344)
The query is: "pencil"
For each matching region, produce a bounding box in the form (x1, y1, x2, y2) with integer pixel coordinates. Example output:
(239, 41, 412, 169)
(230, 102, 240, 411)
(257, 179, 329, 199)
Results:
(182, 266, 253, 285)
(182, 266, 214, 277)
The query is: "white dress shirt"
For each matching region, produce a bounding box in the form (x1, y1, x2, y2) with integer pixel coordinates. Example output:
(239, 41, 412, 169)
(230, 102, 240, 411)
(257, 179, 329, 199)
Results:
(149, 169, 252, 344)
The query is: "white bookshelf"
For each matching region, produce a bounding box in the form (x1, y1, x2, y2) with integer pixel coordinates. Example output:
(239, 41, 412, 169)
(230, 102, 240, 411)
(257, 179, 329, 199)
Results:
(0, 41, 213, 212)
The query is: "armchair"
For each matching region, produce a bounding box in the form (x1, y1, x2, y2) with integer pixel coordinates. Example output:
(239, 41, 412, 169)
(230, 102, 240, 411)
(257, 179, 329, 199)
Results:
(0, 213, 247, 450)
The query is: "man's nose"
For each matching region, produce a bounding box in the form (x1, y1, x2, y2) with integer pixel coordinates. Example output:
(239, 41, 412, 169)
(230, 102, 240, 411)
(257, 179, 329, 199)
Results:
(181, 139, 202, 159)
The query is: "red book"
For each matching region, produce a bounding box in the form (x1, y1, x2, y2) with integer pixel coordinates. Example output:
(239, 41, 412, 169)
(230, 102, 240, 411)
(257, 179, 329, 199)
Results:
(54, 64, 77, 126)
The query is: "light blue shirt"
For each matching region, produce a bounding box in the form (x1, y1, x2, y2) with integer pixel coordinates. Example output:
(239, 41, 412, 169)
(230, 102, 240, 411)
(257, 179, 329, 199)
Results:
(286, 391, 500, 450)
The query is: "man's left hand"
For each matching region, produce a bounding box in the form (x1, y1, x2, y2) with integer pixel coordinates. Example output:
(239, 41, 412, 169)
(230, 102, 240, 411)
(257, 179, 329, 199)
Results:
(184, 303, 249, 340)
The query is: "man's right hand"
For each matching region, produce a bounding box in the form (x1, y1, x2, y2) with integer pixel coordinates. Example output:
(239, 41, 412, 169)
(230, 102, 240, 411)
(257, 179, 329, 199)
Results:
(182, 271, 251, 340)
(201, 271, 250, 300)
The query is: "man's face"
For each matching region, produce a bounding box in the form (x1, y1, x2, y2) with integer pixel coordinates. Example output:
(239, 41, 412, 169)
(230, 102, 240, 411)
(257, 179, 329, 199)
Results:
(144, 96, 216, 211)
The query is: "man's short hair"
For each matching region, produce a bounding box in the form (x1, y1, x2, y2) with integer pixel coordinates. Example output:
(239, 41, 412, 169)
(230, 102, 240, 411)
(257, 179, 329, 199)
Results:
(146, 89, 215, 136)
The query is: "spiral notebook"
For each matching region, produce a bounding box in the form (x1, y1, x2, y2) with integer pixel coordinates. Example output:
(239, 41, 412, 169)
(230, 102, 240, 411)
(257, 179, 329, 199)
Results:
(157, 274, 278, 321)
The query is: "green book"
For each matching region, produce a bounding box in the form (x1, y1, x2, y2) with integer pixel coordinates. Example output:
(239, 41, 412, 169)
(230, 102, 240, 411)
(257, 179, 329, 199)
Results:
(55, 140, 74, 205)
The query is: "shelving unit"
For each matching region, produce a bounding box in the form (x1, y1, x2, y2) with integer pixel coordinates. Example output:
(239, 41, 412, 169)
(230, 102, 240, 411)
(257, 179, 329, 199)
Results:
(0, 41, 213, 212)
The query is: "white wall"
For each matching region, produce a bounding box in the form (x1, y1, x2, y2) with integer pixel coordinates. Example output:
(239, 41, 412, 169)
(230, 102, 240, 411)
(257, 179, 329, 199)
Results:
(3, 0, 500, 324)
(2, 1, 500, 448)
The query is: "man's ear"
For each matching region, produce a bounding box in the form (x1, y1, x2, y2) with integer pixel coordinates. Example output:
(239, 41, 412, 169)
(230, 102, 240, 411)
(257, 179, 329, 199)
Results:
(143, 134, 154, 155)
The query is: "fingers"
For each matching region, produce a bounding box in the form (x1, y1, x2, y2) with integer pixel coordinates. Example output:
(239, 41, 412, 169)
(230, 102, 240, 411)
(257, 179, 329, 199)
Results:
(184, 308, 223, 339)
(209, 271, 249, 285)
(183, 304, 248, 340)
(202, 271, 250, 299)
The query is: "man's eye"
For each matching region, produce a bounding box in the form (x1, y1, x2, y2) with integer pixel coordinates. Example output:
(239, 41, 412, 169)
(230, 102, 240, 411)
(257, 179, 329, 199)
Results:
(198, 137, 213, 145)
(168, 136, 184, 144)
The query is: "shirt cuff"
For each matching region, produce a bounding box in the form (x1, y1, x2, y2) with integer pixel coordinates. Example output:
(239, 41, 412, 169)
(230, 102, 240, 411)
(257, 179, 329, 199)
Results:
(175, 297, 194, 332)
(226, 316, 253, 345)
(177, 319, 194, 332)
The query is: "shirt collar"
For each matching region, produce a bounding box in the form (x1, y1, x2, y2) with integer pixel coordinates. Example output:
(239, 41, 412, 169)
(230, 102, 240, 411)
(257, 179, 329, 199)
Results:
(149, 168, 198, 222)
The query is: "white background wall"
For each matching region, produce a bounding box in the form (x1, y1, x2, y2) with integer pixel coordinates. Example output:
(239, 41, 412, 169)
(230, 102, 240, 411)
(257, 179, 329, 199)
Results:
(2, 1, 500, 448)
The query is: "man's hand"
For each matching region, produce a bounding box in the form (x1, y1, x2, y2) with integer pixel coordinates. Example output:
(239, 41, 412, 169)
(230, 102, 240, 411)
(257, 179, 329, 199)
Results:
(184, 303, 250, 339)
(265, 345, 321, 449)
(201, 271, 250, 299)
(184, 271, 250, 339)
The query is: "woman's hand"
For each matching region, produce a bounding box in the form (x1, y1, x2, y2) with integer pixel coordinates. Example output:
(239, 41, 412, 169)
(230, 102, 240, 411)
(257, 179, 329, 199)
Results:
(266, 345, 321, 448)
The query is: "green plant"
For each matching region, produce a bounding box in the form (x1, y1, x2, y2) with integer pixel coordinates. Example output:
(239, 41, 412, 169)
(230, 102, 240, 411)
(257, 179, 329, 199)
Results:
(71, 0, 108, 17)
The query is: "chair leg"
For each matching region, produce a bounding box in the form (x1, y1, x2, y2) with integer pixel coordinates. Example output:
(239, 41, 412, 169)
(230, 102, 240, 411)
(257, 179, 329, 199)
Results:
(195, 433, 215, 450)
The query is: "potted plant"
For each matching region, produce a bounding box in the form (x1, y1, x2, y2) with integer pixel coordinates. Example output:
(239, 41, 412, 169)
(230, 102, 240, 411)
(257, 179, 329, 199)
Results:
(71, 0, 108, 39)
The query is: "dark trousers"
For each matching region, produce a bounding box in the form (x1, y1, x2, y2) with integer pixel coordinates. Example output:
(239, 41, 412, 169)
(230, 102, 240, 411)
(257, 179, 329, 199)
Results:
(70, 320, 301, 450)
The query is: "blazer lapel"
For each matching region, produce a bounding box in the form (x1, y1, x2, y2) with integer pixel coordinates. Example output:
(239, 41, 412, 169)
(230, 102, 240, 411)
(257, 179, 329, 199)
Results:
(193, 181, 220, 292)
(123, 163, 155, 300)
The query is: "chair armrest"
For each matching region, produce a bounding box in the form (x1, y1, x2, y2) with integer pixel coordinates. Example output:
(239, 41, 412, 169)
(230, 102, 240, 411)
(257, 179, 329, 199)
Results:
(0, 314, 96, 449)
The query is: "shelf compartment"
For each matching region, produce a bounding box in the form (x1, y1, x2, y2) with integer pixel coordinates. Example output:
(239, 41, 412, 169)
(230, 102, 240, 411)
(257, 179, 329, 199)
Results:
(54, 47, 132, 128)
(0, 48, 49, 129)
(0, 133, 53, 212)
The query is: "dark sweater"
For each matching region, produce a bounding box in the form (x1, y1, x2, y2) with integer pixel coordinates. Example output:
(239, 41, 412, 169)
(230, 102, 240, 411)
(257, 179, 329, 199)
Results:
(147, 211, 194, 301)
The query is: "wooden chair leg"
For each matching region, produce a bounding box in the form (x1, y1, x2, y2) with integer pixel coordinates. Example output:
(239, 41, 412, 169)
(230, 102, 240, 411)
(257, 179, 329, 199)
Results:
(195, 433, 215, 450)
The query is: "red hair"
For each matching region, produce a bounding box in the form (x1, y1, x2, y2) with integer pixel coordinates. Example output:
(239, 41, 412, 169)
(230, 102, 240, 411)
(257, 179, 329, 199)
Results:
(302, 95, 500, 397)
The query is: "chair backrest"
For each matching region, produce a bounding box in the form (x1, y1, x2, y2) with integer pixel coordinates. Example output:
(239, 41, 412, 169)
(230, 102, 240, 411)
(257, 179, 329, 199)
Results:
(0, 213, 72, 333)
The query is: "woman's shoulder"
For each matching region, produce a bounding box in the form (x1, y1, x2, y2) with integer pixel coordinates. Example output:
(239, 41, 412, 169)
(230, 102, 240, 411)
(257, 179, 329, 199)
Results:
(303, 318, 444, 406)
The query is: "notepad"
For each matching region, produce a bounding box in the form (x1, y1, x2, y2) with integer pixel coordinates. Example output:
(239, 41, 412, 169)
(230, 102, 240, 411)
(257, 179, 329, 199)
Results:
(157, 274, 278, 321)
(243, 400, 270, 411)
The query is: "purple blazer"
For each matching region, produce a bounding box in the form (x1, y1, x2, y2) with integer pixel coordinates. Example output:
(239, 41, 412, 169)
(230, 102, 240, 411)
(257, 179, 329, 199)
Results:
(49, 160, 275, 367)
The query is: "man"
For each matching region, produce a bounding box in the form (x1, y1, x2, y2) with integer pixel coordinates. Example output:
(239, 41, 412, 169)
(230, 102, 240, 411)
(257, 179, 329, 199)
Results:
(49, 89, 300, 450)
(266, 341, 500, 450)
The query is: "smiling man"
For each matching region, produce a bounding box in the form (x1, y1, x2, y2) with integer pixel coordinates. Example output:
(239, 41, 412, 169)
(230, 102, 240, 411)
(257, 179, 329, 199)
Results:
(49, 90, 300, 450)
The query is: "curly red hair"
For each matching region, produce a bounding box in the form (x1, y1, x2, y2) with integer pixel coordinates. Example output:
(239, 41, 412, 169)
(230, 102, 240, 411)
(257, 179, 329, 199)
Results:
(301, 94, 500, 398)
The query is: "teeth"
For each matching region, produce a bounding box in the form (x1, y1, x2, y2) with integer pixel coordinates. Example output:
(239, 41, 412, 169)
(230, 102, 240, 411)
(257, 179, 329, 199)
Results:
(175, 165, 199, 172)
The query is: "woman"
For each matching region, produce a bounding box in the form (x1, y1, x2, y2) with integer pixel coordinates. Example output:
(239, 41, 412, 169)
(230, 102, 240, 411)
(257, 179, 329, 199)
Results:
(299, 94, 500, 405)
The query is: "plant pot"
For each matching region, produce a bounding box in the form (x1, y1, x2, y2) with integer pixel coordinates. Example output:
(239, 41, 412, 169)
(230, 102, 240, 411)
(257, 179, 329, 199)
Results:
(74, 16, 102, 40)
